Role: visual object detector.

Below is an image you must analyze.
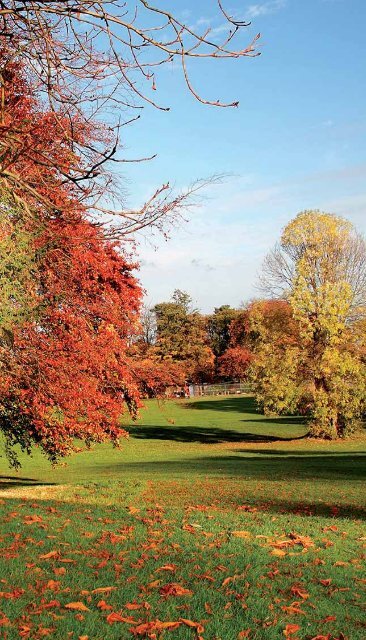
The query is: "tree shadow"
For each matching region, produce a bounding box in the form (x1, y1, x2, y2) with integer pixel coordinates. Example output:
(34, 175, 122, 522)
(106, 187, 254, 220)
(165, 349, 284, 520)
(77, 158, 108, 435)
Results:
(106, 453, 366, 482)
(0, 476, 56, 490)
(129, 425, 307, 444)
(185, 396, 259, 413)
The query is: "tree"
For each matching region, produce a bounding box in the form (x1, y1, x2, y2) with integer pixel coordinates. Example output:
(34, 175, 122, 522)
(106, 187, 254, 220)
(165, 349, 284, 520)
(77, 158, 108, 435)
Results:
(0, 2, 260, 235)
(207, 305, 240, 357)
(256, 211, 366, 438)
(154, 291, 214, 383)
(0, 3, 261, 465)
(247, 299, 301, 415)
(217, 346, 252, 381)
(0, 198, 143, 468)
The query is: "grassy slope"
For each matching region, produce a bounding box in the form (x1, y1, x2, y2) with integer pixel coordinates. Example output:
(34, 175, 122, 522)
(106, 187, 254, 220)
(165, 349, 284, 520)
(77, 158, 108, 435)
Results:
(0, 396, 365, 640)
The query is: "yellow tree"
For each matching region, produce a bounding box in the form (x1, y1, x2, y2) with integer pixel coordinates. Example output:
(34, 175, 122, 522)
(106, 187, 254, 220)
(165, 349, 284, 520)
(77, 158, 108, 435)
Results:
(257, 210, 366, 439)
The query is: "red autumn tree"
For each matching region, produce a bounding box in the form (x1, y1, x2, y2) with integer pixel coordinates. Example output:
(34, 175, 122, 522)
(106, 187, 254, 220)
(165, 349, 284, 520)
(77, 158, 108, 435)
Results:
(1, 211, 143, 467)
(217, 346, 253, 381)
(0, 56, 146, 467)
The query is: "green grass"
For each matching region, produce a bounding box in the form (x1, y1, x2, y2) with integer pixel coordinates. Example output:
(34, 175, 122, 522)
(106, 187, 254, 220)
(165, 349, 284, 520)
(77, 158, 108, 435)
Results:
(0, 396, 365, 640)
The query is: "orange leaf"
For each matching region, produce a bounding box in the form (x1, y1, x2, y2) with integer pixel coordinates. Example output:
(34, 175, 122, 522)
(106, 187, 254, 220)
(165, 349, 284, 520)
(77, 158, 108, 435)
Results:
(283, 624, 300, 637)
(106, 612, 137, 625)
(180, 618, 205, 634)
(97, 600, 113, 611)
(238, 631, 251, 639)
(271, 549, 287, 557)
(64, 602, 90, 612)
(159, 583, 193, 597)
(54, 567, 66, 576)
(290, 586, 309, 600)
(79, 637, 89, 640)
(92, 586, 117, 594)
(155, 564, 177, 572)
(319, 579, 332, 586)
(45, 580, 60, 591)
(232, 531, 251, 539)
(39, 551, 59, 560)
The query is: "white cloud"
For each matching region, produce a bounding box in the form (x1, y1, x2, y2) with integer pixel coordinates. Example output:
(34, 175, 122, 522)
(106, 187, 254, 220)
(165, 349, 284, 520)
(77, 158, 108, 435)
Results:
(136, 166, 366, 312)
(246, 0, 286, 19)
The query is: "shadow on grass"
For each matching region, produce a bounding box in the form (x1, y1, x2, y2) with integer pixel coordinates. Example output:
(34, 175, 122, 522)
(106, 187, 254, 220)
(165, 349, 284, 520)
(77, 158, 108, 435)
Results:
(185, 396, 259, 413)
(129, 425, 307, 444)
(0, 476, 56, 490)
(107, 452, 366, 482)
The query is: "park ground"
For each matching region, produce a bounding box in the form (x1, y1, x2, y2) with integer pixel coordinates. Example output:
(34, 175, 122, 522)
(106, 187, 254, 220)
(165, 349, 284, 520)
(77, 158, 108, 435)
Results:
(0, 396, 365, 640)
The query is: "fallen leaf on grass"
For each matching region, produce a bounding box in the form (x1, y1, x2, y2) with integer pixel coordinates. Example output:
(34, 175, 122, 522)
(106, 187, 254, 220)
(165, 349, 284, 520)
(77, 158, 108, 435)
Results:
(64, 602, 90, 612)
(106, 612, 138, 625)
(281, 603, 306, 615)
(92, 586, 117, 594)
(180, 618, 205, 634)
(39, 551, 59, 560)
(290, 586, 309, 600)
(97, 600, 113, 611)
(155, 564, 177, 572)
(271, 549, 287, 557)
(0, 589, 25, 599)
(238, 630, 251, 638)
(132, 620, 181, 636)
(232, 531, 251, 539)
(159, 583, 193, 597)
(283, 624, 300, 637)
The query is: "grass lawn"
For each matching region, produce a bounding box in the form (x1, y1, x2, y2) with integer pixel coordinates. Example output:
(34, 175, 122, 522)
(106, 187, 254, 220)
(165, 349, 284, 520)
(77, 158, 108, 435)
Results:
(0, 396, 365, 640)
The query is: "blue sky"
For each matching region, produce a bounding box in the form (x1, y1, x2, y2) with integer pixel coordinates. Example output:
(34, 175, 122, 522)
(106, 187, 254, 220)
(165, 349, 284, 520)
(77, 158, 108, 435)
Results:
(121, 0, 366, 312)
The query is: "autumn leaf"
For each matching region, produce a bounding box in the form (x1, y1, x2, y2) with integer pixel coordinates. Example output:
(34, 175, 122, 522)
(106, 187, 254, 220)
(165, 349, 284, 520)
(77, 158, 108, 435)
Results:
(159, 583, 193, 597)
(155, 564, 177, 572)
(283, 624, 300, 637)
(0, 614, 10, 626)
(64, 602, 90, 612)
(290, 585, 310, 600)
(204, 602, 213, 615)
(92, 586, 117, 594)
(238, 631, 251, 639)
(180, 618, 205, 634)
(97, 600, 113, 611)
(132, 620, 181, 636)
(106, 612, 138, 625)
(39, 551, 59, 560)
(232, 531, 252, 539)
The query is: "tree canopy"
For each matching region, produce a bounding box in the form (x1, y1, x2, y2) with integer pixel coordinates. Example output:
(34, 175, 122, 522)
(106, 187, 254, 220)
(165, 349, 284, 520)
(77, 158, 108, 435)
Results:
(252, 211, 366, 438)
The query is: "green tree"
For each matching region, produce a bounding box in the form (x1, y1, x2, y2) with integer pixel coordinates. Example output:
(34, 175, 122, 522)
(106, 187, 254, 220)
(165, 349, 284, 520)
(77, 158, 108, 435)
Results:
(154, 290, 214, 383)
(255, 210, 366, 438)
(207, 305, 240, 357)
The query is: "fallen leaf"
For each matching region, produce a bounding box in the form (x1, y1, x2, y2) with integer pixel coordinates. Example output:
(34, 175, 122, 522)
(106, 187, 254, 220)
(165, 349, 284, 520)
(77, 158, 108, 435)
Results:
(92, 586, 117, 594)
(238, 630, 251, 638)
(106, 612, 137, 625)
(283, 624, 300, 637)
(159, 583, 193, 597)
(39, 551, 59, 560)
(64, 602, 90, 612)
